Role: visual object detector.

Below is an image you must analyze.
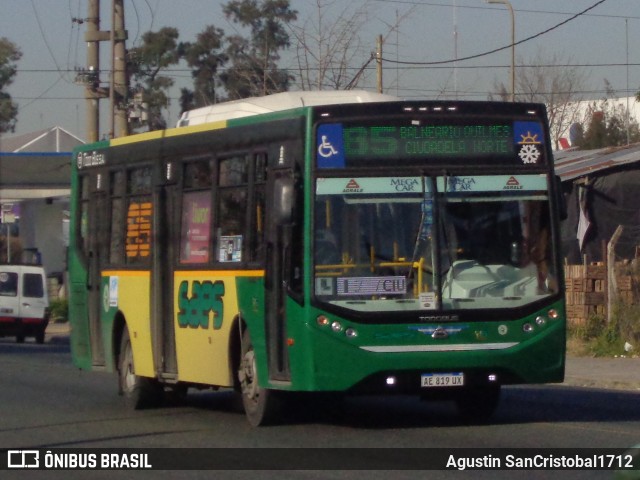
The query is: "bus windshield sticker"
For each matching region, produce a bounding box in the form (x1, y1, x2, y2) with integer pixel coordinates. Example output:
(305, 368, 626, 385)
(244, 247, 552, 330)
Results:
(218, 235, 242, 262)
(315, 278, 335, 296)
(337, 277, 407, 296)
(317, 123, 346, 169)
(439, 175, 547, 193)
(316, 177, 425, 195)
(419, 292, 437, 310)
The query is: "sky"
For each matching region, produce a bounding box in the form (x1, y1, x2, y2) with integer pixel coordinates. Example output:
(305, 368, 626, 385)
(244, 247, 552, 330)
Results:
(2, 0, 640, 142)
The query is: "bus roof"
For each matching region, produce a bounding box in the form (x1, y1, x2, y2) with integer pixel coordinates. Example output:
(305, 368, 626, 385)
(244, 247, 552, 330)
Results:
(176, 90, 399, 127)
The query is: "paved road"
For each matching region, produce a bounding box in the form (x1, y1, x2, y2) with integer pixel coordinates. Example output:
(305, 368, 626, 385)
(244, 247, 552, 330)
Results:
(0, 324, 638, 480)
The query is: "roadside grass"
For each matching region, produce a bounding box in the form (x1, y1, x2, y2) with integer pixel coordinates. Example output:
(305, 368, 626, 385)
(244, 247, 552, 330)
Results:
(567, 301, 640, 357)
(49, 298, 69, 323)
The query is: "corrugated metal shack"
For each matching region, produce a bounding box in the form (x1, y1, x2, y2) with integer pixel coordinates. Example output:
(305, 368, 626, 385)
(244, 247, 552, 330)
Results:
(554, 145, 640, 324)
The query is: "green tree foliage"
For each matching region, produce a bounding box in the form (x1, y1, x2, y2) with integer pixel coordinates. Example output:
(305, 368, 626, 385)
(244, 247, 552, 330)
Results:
(578, 81, 640, 150)
(126, 1, 297, 129)
(127, 27, 180, 131)
(0, 37, 22, 134)
(221, 0, 297, 99)
(179, 26, 227, 110)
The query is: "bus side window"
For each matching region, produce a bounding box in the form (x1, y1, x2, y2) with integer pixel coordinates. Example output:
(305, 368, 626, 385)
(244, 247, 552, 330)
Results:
(249, 153, 267, 263)
(125, 167, 153, 264)
(79, 175, 90, 256)
(217, 156, 249, 263)
(180, 160, 213, 265)
(109, 170, 127, 265)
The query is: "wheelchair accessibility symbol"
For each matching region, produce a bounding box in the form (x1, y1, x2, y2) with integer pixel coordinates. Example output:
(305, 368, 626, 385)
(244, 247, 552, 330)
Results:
(318, 136, 339, 158)
(316, 123, 346, 168)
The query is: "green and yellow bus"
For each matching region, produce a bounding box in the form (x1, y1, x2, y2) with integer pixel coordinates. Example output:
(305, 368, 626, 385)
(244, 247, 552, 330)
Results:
(69, 91, 566, 426)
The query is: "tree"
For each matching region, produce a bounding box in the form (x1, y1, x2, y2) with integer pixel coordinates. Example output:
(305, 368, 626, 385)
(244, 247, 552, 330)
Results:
(290, 1, 415, 91)
(180, 26, 227, 110)
(290, 1, 369, 91)
(221, 0, 297, 99)
(127, 27, 180, 131)
(491, 49, 587, 150)
(0, 37, 22, 134)
(578, 81, 640, 149)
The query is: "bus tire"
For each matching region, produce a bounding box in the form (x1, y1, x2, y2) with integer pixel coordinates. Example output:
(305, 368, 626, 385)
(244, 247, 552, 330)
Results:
(455, 385, 501, 423)
(238, 328, 282, 426)
(118, 326, 163, 409)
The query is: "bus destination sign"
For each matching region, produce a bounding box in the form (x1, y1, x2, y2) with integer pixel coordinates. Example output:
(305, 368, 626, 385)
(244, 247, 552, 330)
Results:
(316, 120, 545, 169)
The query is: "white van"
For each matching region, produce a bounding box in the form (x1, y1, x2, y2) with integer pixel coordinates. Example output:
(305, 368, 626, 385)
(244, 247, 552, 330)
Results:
(0, 265, 50, 343)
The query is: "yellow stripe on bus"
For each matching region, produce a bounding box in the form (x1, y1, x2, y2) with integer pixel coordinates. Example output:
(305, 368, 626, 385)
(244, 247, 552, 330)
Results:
(109, 120, 227, 147)
(176, 270, 264, 278)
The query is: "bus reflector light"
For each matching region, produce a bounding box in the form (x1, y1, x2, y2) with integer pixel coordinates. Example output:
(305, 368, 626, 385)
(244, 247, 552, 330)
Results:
(317, 315, 329, 326)
(548, 309, 559, 320)
(523, 323, 534, 333)
(345, 328, 357, 338)
(331, 321, 343, 332)
(287, 338, 295, 346)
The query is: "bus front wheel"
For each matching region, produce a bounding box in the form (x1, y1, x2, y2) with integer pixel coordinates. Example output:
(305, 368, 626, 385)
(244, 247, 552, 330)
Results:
(118, 327, 163, 409)
(238, 328, 282, 426)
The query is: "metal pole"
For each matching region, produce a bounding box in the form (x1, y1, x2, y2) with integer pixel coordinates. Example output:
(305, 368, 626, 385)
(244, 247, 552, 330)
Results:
(376, 35, 383, 94)
(487, 0, 515, 101)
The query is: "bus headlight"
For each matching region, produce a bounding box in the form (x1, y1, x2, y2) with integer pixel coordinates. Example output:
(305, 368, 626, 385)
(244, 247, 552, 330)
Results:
(523, 323, 534, 333)
(331, 321, 343, 332)
(345, 328, 358, 338)
(535, 316, 546, 326)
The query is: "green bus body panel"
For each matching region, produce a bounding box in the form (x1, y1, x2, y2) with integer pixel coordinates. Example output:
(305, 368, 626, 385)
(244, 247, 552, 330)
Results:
(68, 146, 92, 371)
(300, 305, 565, 391)
(237, 269, 566, 391)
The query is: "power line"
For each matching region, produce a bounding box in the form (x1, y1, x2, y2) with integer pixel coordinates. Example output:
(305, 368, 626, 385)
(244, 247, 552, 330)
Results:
(381, 0, 611, 66)
(372, 0, 638, 20)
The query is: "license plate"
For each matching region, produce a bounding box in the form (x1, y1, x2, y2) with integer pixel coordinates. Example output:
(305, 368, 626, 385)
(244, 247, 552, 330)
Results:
(421, 372, 464, 388)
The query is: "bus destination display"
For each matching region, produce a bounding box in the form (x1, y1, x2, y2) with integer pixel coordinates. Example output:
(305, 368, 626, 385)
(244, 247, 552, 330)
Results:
(316, 120, 545, 168)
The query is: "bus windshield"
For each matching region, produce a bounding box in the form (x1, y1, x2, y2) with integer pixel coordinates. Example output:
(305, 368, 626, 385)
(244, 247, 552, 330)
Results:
(313, 176, 558, 313)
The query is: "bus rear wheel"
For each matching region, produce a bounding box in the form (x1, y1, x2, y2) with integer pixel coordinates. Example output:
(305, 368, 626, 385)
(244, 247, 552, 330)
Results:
(118, 326, 163, 409)
(238, 328, 282, 426)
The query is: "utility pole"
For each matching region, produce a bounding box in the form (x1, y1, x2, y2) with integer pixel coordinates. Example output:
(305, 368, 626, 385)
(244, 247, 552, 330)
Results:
(84, 0, 107, 143)
(80, 0, 128, 142)
(111, 0, 128, 138)
(376, 35, 383, 94)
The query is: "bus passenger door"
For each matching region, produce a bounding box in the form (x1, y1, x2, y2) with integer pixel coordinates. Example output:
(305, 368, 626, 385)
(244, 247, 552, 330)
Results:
(153, 184, 178, 376)
(87, 190, 107, 366)
(264, 168, 294, 382)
